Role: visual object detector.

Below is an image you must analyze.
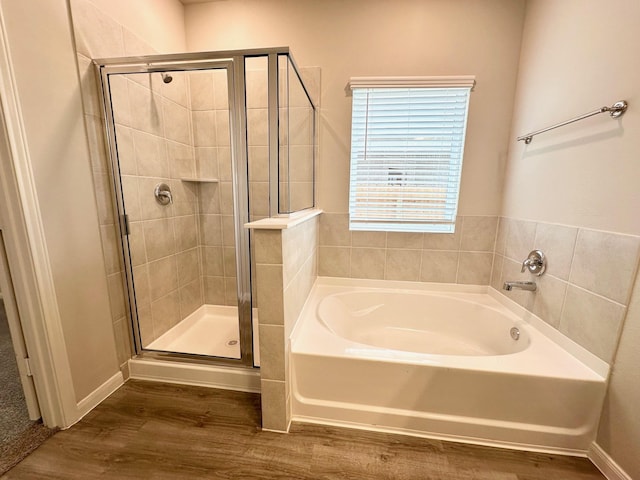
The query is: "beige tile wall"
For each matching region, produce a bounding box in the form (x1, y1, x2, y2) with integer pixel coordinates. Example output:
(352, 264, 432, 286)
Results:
(253, 214, 319, 431)
(190, 70, 238, 307)
(492, 217, 640, 363)
(246, 63, 270, 223)
(319, 214, 498, 284)
(245, 61, 271, 311)
(110, 71, 204, 347)
(279, 63, 315, 213)
(72, 0, 213, 361)
(72, 0, 170, 368)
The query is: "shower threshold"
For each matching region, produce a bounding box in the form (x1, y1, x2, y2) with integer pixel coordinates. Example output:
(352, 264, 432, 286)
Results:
(146, 305, 259, 362)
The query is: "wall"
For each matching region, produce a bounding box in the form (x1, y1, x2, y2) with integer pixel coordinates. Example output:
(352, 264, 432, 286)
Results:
(502, 2, 640, 236)
(0, 0, 119, 402)
(69, 0, 187, 364)
(79, 0, 185, 54)
(184, 0, 525, 286)
(598, 272, 640, 477)
(502, 0, 640, 477)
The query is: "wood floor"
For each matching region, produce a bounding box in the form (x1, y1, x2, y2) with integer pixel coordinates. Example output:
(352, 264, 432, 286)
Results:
(3, 380, 605, 479)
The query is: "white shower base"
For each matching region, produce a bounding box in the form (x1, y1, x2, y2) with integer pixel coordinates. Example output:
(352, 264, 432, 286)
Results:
(146, 304, 260, 365)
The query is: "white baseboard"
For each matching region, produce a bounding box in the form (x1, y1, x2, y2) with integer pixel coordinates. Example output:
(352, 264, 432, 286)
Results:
(72, 371, 124, 426)
(589, 443, 632, 480)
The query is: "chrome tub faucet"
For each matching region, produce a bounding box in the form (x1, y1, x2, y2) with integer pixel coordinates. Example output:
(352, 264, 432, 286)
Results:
(502, 250, 547, 292)
(503, 281, 537, 292)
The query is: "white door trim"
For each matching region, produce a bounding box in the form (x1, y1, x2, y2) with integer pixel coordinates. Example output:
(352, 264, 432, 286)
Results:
(0, 230, 41, 420)
(0, 8, 80, 428)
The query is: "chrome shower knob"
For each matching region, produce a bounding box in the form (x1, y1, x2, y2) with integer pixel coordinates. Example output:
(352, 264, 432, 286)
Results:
(154, 183, 173, 206)
(521, 250, 546, 276)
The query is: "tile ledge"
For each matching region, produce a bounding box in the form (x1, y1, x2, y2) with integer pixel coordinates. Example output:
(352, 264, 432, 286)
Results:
(245, 209, 323, 230)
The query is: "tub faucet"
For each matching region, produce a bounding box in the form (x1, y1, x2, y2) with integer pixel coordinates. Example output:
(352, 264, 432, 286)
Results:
(503, 281, 537, 292)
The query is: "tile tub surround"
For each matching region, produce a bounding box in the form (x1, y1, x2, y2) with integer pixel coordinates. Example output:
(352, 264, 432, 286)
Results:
(319, 214, 498, 284)
(318, 212, 640, 364)
(492, 217, 640, 364)
(249, 211, 320, 431)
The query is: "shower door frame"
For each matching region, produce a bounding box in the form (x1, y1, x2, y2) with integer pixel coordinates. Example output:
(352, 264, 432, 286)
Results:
(94, 50, 272, 368)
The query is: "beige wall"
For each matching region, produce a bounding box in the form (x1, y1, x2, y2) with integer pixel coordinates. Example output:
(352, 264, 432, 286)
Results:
(503, 0, 640, 235)
(82, 0, 186, 54)
(0, 0, 119, 402)
(598, 272, 640, 478)
(502, 1, 640, 476)
(184, 0, 526, 217)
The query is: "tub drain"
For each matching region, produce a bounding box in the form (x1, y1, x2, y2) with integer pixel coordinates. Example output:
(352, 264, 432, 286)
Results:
(227, 340, 238, 346)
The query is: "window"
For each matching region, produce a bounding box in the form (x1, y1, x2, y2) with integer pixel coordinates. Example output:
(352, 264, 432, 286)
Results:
(348, 77, 474, 233)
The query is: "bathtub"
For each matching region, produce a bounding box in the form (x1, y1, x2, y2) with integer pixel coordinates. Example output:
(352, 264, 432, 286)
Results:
(290, 277, 608, 455)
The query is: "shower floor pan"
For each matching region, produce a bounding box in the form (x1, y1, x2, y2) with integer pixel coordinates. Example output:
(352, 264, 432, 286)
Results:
(146, 305, 259, 361)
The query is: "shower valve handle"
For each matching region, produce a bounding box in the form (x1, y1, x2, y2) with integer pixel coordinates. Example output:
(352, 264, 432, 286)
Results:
(520, 250, 546, 276)
(154, 183, 173, 206)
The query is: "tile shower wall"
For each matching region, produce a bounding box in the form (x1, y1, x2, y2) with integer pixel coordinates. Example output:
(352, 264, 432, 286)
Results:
(110, 71, 203, 346)
(245, 61, 271, 311)
(279, 65, 316, 213)
(72, 0, 219, 362)
(189, 70, 238, 306)
(319, 214, 498, 284)
(246, 64, 270, 223)
(492, 217, 640, 364)
(72, 0, 173, 368)
(252, 214, 319, 431)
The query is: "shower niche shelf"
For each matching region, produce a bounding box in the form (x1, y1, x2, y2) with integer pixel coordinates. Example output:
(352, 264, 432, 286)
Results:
(180, 177, 219, 183)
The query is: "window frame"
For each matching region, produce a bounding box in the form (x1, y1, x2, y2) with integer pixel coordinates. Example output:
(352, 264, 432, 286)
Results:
(347, 76, 475, 234)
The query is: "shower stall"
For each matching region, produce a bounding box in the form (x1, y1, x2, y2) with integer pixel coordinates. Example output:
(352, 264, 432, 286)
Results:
(94, 48, 316, 371)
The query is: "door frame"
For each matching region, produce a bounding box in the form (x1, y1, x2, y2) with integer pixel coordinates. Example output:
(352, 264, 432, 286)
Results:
(0, 229, 40, 420)
(0, 13, 77, 428)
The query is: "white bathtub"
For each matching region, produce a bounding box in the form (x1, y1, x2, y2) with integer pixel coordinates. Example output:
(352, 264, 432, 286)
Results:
(290, 277, 608, 455)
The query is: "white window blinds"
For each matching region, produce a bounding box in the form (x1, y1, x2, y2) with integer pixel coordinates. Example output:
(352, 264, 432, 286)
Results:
(348, 78, 473, 233)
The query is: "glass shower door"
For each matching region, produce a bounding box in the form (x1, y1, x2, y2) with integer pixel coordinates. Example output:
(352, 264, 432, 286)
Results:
(103, 61, 253, 364)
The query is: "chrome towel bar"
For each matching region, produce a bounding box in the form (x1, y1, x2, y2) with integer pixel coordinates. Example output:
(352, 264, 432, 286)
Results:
(517, 100, 628, 144)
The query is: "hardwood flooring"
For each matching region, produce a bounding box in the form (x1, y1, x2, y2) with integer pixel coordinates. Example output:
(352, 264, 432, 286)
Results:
(3, 380, 605, 479)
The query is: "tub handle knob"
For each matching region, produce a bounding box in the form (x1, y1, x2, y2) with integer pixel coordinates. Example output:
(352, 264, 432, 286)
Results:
(521, 250, 546, 276)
